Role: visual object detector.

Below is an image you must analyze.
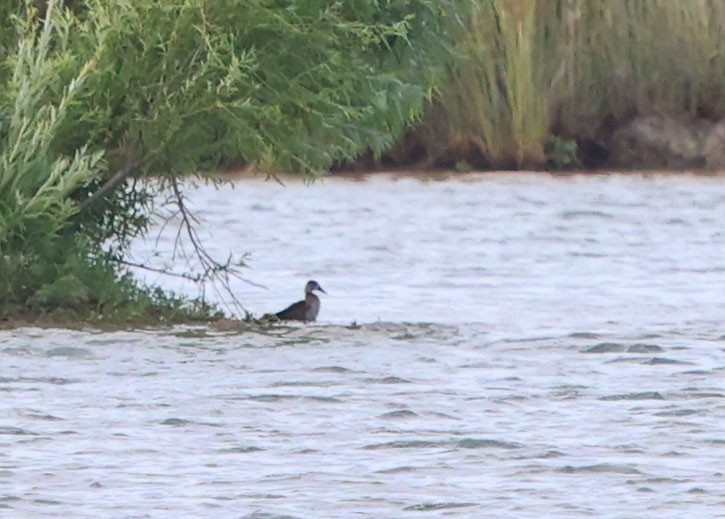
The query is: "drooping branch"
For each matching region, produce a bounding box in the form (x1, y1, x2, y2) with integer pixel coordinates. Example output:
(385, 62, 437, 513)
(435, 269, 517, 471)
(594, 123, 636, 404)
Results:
(161, 173, 264, 317)
(77, 160, 139, 213)
(115, 258, 209, 282)
(83, 160, 266, 317)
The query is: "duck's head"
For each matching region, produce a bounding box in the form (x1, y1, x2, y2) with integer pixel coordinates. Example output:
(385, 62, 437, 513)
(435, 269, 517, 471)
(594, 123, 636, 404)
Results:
(305, 280, 327, 295)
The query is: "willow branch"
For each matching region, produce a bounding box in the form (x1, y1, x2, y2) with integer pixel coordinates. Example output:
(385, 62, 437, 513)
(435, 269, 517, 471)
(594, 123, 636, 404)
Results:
(116, 258, 207, 282)
(77, 160, 139, 213)
(167, 173, 261, 316)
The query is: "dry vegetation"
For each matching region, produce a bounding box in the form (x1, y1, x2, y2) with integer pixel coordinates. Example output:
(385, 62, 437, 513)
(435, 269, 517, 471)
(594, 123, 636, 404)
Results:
(384, 0, 725, 170)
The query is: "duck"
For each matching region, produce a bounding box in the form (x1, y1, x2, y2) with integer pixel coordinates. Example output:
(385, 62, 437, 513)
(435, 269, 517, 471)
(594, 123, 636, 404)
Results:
(274, 280, 327, 322)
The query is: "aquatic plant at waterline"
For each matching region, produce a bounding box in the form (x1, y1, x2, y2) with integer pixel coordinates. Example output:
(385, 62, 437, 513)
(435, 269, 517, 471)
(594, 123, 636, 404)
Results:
(0, 0, 457, 320)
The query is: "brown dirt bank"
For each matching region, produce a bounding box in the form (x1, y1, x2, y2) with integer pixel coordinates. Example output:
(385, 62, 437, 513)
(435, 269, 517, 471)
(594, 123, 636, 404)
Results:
(212, 114, 725, 179)
(331, 115, 725, 174)
(0, 306, 223, 332)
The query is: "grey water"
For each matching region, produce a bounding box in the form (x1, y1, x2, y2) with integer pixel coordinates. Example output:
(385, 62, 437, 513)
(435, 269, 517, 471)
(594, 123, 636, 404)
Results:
(2, 173, 724, 517)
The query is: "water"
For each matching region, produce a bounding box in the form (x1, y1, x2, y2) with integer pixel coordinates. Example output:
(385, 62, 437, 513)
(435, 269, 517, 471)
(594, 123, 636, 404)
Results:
(2, 173, 724, 517)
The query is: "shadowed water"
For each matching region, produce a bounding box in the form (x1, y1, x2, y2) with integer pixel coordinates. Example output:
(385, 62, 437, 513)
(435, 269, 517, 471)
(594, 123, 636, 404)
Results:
(2, 173, 724, 517)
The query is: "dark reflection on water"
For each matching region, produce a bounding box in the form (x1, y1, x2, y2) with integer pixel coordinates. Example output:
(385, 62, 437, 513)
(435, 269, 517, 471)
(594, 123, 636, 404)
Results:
(2, 174, 725, 516)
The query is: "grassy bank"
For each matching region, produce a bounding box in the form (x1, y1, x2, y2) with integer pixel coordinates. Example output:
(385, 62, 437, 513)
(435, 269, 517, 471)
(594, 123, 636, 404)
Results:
(371, 0, 725, 171)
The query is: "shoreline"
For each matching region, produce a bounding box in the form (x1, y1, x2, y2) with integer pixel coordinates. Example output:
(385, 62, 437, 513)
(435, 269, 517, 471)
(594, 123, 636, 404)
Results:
(212, 167, 725, 182)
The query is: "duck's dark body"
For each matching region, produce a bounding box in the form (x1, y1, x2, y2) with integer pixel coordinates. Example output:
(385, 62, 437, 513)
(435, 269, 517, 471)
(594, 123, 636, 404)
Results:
(274, 280, 326, 322)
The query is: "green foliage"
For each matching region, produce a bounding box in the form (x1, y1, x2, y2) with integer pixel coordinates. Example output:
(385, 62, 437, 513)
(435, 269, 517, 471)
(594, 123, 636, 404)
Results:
(544, 136, 580, 170)
(1, 236, 217, 323)
(48, 0, 456, 175)
(454, 159, 473, 173)
(0, 0, 104, 303)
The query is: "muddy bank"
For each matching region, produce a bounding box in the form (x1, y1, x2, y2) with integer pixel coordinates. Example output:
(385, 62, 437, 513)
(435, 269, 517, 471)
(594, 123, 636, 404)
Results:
(334, 115, 725, 173)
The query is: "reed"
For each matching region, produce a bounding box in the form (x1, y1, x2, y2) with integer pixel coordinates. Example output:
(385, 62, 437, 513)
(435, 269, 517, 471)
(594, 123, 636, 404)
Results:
(419, 0, 725, 168)
(433, 0, 546, 168)
(554, 0, 725, 133)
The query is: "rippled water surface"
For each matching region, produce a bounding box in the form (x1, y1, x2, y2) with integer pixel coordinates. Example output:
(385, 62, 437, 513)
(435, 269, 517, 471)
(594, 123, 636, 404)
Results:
(2, 173, 725, 517)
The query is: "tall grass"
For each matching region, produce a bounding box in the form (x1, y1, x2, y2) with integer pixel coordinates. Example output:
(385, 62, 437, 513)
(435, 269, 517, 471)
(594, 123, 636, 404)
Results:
(419, 0, 725, 168)
(434, 0, 545, 168)
(553, 0, 725, 132)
